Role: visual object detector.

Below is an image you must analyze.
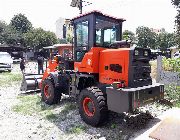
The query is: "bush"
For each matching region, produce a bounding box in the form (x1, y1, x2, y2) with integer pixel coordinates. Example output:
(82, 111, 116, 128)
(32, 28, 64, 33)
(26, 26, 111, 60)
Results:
(162, 58, 180, 72)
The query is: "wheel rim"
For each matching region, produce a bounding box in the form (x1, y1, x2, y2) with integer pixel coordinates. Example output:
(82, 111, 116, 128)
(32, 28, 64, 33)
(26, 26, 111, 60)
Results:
(83, 97, 95, 117)
(44, 85, 50, 98)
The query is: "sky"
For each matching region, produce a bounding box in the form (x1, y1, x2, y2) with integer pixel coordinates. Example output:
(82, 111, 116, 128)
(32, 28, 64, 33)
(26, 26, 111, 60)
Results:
(0, 0, 177, 33)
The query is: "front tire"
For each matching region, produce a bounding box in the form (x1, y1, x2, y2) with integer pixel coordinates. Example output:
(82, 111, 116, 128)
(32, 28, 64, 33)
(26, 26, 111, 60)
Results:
(41, 79, 61, 105)
(78, 87, 108, 126)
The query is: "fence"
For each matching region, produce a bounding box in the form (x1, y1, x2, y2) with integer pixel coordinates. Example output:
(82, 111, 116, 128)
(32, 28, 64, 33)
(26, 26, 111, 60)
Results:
(156, 56, 180, 86)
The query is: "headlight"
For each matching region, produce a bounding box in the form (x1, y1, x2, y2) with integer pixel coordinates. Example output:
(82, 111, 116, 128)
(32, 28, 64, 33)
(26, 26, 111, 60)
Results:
(134, 50, 139, 56)
(144, 50, 149, 56)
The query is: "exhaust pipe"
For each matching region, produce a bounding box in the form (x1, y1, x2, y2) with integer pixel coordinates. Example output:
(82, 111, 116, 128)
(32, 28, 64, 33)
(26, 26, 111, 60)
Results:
(20, 73, 43, 92)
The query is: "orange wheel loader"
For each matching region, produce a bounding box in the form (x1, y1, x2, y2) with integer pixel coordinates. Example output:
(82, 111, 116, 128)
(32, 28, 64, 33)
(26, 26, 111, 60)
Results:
(27, 11, 164, 126)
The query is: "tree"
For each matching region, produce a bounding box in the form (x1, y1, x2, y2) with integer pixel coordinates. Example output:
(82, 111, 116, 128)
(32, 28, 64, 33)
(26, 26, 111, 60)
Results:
(171, 0, 180, 47)
(59, 38, 67, 44)
(136, 26, 157, 49)
(122, 30, 135, 41)
(24, 28, 58, 50)
(0, 21, 7, 44)
(156, 33, 176, 50)
(0, 20, 22, 45)
(10, 13, 32, 33)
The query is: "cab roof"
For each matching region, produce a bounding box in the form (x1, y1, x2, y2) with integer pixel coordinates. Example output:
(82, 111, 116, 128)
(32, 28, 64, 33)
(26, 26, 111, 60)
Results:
(72, 10, 126, 22)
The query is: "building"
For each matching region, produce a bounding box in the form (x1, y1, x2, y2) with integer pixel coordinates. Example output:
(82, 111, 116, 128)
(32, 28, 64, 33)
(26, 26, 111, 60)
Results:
(150, 28, 165, 34)
(55, 17, 65, 39)
(55, 18, 73, 41)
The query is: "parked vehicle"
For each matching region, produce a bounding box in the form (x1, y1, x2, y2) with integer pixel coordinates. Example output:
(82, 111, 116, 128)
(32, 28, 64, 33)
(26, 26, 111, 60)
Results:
(0, 52, 13, 72)
(150, 49, 162, 60)
(11, 51, 23, 63)
(174, 52, 180, 59)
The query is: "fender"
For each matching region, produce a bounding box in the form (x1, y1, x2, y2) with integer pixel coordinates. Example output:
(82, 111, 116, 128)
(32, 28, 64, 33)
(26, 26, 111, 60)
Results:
(48, 72, 59, 87)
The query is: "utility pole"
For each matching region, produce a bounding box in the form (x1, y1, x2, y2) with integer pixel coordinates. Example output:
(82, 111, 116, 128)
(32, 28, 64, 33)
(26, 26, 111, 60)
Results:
(79, 0, 82, 14)
(70, 0, 92, 14)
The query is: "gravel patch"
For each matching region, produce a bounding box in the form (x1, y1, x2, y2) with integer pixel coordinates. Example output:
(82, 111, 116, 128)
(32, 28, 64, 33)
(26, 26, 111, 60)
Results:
(0, 63, 177, 140)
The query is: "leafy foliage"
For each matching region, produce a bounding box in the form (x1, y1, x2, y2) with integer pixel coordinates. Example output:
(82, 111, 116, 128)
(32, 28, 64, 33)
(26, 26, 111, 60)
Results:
(171, 0, 180, 48)
(172, 0, 180, 7)
(165, 85, 180, 107)
(0, 21, 8, 44)
(162, 57, 180, 72)
(0, 20, 26, 46)
(59, 38, 68, 44)
(136, 26, 157, 49)
(122, 30, 135, 41)
(5, 27, 25, 46)
(24, 28, 58, 50)
(10, 13, 32, 33)
(156, 33, 176, 50)
(69, 125, 87, 134)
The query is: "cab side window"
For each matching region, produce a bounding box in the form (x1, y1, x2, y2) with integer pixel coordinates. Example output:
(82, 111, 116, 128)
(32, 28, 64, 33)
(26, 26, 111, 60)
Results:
(76, 21, 89, 47)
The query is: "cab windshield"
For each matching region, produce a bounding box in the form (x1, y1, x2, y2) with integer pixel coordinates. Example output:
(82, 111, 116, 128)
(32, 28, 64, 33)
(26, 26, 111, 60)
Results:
(95, 16, 119, 47)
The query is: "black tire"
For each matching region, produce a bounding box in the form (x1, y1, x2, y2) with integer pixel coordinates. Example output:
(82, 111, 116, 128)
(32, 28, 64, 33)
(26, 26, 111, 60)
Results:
(41, 79, 61, 105)
(78, 87, 108, 126)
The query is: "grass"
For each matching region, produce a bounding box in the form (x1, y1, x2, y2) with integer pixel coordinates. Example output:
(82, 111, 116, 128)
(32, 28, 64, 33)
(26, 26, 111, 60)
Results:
(69, 125, 87, 134)
(12, 94, 57, 121)
(12, 94, 77, 121)
(0, 72, 22, 86)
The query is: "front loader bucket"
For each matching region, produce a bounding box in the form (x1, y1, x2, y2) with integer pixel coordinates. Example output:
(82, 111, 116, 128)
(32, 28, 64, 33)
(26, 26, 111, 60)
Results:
(20, 73, 43, 92)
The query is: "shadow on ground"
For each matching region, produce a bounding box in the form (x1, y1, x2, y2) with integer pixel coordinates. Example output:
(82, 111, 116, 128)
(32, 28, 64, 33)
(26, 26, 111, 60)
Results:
(16, 87, 162, 140)
(39, 96, 161, 140)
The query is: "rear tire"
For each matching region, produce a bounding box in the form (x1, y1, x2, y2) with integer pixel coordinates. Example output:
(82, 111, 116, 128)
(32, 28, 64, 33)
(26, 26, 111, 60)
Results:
(78, 87, 108, 126)
(41, 79, 61, 105)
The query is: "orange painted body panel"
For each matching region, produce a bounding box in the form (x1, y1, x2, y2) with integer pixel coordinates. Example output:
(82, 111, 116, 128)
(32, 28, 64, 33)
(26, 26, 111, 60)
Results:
(74, 46, 130, 86)
(42, 60, 58, 81)
(74, 47, 105, 73)
(99, 48, 130, 86)
(39, 60, 58, 89)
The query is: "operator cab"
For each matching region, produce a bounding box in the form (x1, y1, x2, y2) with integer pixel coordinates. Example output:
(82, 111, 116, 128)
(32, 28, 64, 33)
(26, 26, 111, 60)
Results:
(72, 11, 126, 62)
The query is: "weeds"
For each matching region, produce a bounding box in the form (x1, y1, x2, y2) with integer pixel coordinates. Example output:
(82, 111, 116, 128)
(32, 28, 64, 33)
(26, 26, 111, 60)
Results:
(164, 85, 180, 107)
(111, 123, 117, 129)
(69, 125, 87, 134)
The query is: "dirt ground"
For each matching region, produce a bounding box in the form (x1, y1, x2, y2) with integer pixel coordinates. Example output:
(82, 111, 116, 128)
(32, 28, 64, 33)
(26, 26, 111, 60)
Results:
(0, 63, 179, 140)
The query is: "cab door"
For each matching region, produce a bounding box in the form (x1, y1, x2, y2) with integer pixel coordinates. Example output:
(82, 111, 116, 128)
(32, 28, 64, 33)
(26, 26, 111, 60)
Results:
(74, 20, 89, 62)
